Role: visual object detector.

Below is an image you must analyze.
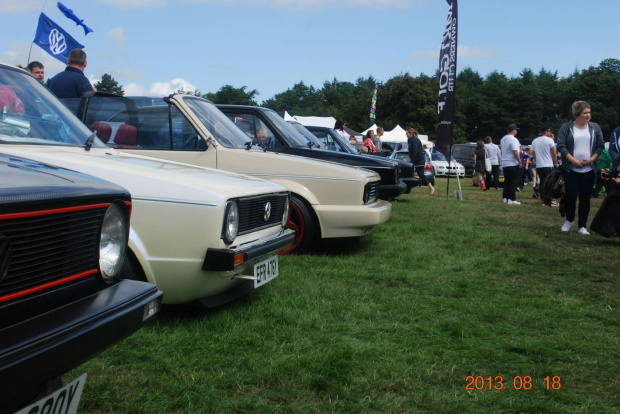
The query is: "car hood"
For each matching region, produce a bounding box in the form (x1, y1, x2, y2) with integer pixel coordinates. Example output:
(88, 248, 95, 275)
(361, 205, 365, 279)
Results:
(0, 152, 129, 206)
(0, 145, 288, 204)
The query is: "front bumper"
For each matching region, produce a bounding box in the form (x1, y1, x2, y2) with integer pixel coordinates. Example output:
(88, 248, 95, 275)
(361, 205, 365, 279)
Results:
(203, 231, 295, 271)
(378, 181, 407, 200)
(0, 280, 163, 414)
(315, 199, 392, 239)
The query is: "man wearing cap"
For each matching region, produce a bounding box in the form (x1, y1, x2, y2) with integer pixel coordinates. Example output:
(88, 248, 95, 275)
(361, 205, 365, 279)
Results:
(500, 124, 522, 205)
(531, 125, 559, 205)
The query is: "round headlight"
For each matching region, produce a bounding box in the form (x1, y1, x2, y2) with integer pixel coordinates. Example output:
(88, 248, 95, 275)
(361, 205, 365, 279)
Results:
(99, 203, 128, 282)
(223, 201, 239, 245)
(282, 196, 289, 227)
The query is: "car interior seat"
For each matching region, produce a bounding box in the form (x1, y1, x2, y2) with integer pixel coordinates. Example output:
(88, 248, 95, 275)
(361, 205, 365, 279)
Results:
(90, 121, 112, 143)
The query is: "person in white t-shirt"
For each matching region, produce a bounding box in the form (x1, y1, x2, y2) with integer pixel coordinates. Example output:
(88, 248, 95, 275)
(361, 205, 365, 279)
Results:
(556, 101, 605, 235)
(500, 124, 522, 205)
(484, 136, 501, 190)
(531, 125, 559, 205)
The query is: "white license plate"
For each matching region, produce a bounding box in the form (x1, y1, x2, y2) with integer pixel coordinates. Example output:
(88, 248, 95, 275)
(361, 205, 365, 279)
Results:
(254, 256, 278, 288)
(14, 373, 87, 414)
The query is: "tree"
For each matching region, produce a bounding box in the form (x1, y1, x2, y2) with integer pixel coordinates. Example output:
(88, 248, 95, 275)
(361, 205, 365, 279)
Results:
(94, 73, 124, 95)
(204, 85, 258, 105)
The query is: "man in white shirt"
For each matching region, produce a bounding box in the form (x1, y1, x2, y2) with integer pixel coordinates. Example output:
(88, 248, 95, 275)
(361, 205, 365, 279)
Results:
(531, 125, 558, 206)
(500, 124, 522, 204)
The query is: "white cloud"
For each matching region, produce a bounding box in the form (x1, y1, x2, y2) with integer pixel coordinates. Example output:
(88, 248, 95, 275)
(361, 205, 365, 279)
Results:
(413, 44, 501, 60)
(123, 83, 147, 95)
(148, 78, 198, 96)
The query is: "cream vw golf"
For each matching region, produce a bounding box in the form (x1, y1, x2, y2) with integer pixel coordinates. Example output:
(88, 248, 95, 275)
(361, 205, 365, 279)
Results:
(0, 64, 293, 307)
(64, 92, 392, 254)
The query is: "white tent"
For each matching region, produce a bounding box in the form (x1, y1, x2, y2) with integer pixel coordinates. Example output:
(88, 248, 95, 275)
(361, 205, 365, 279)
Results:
(293, 115, 336, 128)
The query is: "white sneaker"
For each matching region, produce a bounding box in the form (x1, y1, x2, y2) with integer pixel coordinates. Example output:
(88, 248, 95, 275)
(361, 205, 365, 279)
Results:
(561, 220, 573, 232)
(503, 198, 508, 204)
(577, 227, 590, 235)
(507, 200, 521, 205)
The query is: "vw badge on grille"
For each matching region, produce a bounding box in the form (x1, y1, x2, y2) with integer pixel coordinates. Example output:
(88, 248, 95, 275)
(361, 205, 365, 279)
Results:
(264, 202, 272, 221)
(0, 235, 12, 284)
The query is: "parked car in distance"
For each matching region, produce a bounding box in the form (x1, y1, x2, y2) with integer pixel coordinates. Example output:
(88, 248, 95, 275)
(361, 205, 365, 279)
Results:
(451, 143, 477, 176)
(59, 92, 391, 255)
(0, 153, 163, 414)
(216, 105, 406, 200)
(429, 152, 465, 178)
(390, 150, 435, 186)
(0, 63, 294, 308)
(301, 125, 420, 194)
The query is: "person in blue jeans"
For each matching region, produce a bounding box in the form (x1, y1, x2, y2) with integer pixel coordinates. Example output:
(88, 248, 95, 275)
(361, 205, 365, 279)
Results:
(556, 101, 605, 235)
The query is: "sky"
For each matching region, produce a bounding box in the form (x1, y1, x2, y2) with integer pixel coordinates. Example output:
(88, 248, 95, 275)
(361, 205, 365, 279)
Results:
(1, 0, 618, 104)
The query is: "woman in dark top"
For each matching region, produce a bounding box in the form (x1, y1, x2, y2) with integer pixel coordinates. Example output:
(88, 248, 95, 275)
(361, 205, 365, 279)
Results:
(473, 140, 487, 191)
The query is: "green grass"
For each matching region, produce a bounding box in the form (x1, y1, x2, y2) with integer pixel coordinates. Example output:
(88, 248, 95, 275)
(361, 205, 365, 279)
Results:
(68, 178, 619, 413)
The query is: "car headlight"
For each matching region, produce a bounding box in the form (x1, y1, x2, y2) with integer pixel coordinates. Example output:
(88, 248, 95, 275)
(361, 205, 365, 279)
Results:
(99, 203, 128, 282)
(282, 196, 289, 227)
(222, 200, 239, 245)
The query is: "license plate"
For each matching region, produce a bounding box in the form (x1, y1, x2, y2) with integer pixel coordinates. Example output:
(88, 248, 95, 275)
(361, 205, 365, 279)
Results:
(254, 256, 278, 288)
(14, 373, 87, 414)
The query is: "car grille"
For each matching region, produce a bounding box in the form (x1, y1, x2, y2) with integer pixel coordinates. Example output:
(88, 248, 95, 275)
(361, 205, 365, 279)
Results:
(237, 192, 288, 234)
(365, 181, 380, 203)
(0, 208, 103, 300)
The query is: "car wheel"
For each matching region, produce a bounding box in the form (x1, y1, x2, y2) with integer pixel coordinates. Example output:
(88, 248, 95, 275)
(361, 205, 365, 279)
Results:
(278, 195, 315, 255)
(117, 250, 148, 282)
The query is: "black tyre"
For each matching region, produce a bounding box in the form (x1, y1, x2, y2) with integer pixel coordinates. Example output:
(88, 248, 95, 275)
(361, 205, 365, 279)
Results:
(279, 195, 316, 255)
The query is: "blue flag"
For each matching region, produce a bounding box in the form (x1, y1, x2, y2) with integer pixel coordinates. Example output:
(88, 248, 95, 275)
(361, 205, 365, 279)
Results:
(33, 13, 84, 64)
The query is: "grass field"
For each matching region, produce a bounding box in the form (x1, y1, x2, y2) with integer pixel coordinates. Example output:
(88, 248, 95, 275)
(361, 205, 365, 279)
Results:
(68, 178, 619, 413)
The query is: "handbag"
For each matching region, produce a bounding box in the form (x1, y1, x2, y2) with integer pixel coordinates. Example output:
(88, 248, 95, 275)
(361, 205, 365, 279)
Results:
(484, 149, 492, 173)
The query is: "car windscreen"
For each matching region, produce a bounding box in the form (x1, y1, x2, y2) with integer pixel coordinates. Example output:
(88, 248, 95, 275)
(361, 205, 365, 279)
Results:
(0, 67, 105, 148)
(183, 98, 251, 148)
(288, 122, 326, 149)
(262, 110, 312, 147)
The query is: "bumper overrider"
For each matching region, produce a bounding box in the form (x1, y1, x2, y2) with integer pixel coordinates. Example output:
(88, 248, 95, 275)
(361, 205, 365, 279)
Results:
(195, 230, 295, 308)
(0, 280, 163, 413)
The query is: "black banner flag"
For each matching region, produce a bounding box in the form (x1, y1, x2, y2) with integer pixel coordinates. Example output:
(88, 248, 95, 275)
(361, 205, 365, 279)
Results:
(435, 0, 457, 161)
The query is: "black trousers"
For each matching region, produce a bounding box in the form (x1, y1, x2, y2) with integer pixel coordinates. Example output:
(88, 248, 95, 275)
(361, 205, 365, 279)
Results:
(485, 164, 500, 189)
(502, 165, 520, 201)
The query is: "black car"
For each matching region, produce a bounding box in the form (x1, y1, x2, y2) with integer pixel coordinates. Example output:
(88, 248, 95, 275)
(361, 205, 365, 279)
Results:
(0, 154, 163, 414)
(451, 143, 477, 176)
(216, 105, 407, 200)
(301, 125, 420, 193)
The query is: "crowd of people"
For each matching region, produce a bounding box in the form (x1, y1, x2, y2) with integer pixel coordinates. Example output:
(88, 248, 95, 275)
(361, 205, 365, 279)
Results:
(484, 101, 619, 236)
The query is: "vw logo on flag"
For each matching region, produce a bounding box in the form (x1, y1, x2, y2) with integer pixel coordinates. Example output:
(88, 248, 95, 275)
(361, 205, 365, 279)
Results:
(49, 29, 67, 55)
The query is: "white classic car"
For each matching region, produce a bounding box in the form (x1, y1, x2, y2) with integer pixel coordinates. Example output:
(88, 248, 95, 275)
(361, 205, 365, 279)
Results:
(0, 63, 294, 307)
(62, 92, 392, 254)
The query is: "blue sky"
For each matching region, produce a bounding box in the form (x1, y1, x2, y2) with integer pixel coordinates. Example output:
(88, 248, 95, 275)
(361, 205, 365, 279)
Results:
(1, 0, 617, 103)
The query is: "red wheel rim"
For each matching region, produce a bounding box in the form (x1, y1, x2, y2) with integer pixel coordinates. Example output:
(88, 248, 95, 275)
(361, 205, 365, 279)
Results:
(278, 201, 306, 255)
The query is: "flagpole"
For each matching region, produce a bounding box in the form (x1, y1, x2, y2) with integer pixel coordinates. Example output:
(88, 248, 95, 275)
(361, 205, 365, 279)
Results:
(28, 0, 50, 64)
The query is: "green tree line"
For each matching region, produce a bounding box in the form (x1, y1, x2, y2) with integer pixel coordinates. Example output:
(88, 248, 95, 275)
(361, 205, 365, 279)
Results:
(97, 58, 620, 143)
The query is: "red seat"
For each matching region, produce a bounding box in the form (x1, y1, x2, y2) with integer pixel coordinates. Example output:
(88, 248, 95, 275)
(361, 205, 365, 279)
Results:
(114, 124, 138, 146)
(90, 121, 112, 143)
